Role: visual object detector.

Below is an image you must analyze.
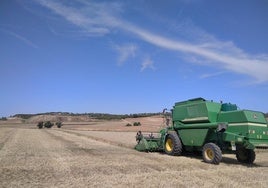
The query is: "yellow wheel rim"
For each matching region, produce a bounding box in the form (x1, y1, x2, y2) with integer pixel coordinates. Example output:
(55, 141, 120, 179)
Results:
(165, 138, 173, 152)
(205, 148, 214, 160)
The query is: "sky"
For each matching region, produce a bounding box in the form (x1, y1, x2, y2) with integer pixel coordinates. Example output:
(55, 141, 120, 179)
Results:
(1, 0, 268, 117)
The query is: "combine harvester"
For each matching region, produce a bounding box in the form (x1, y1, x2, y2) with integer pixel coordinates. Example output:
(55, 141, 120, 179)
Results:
(135, 98, 268, 164)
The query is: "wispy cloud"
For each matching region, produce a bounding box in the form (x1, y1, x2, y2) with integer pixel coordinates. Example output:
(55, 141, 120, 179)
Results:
(122, 24, 268, 83)
(200, 71, 225, 79)
(34, 0, 268, 83)
(141, 56, 155, 72)
(114, 44, 137, 65)
(1, 29, 38, 49)
(36, 0, 121, 36)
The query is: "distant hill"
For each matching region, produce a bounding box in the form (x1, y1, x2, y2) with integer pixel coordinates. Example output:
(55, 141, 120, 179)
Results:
(12, 112, 162, 123)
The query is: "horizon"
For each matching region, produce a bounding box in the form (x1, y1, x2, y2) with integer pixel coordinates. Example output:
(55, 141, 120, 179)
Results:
(1, 0, 268, 117)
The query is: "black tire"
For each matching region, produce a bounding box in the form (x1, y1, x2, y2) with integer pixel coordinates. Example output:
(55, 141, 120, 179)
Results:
(164, 132, 182, 156)
(202, 143, 222, 164)
(236, 147, 255, 164)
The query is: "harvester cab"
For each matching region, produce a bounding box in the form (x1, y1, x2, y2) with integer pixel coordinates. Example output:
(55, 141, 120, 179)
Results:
(135, 98, 268, 164)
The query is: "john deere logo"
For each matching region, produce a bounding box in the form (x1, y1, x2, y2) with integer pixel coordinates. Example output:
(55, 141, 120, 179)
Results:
(253, 114, 258, 119)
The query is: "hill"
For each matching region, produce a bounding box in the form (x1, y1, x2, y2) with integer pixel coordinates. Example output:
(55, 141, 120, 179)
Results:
(11, 112, 162, 123)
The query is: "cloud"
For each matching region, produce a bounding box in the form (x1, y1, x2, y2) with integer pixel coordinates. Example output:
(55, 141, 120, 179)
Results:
(141, 57, 155, 72)
(121, 24, 268, 83)
(200, 71, 225, 79)
(36, 0, 121, 36)
(1, 29, 38, 49)
(34, 0, 268, 83)
(114, 44, 137, 65)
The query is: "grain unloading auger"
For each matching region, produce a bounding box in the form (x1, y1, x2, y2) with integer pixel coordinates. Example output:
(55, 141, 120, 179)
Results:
(135, 98, 268, 164)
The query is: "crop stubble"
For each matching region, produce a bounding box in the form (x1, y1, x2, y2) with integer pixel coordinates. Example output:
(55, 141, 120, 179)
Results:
(0, 126, 268, 188)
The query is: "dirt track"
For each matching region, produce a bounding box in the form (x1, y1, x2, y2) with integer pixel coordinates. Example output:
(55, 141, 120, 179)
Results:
(1, 126, 268, 187)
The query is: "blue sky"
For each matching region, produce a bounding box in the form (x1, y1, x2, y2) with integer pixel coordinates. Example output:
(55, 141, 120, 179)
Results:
(1, 0, 268, 117)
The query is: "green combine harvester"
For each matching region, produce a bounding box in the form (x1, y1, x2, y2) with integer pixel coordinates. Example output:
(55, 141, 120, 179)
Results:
(135, 98, 268, 164)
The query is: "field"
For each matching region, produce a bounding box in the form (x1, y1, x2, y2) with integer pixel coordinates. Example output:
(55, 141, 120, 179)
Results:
(0, 117, 268, 187)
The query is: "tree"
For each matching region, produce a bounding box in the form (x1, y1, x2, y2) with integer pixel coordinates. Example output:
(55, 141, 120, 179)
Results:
(125, 123, 132, 127)
(56, 122, 62, 128)
(44, 121, 54, 128)
(0, 117, 7, 121)
(133, 122, 141, 126)
(37, 122, 44, 129)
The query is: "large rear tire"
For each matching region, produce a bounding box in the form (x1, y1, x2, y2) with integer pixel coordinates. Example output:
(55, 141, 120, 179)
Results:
(202, 143, 222, 164)
(236, 147, 255, 164)
(164, 132, 182, 156)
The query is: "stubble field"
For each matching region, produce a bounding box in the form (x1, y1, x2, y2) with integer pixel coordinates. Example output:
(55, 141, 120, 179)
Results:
(0, 119, 268, 187)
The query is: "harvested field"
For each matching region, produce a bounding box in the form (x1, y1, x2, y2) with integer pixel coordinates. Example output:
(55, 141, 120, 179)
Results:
(0, 123, 268, 187)
(61, 116, 165, 132)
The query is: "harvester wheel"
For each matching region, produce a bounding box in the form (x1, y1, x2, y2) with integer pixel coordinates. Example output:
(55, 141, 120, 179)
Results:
(202, 143, 222, 164)
(236, 147, 255, 164)
(164, 132, 182, 156)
